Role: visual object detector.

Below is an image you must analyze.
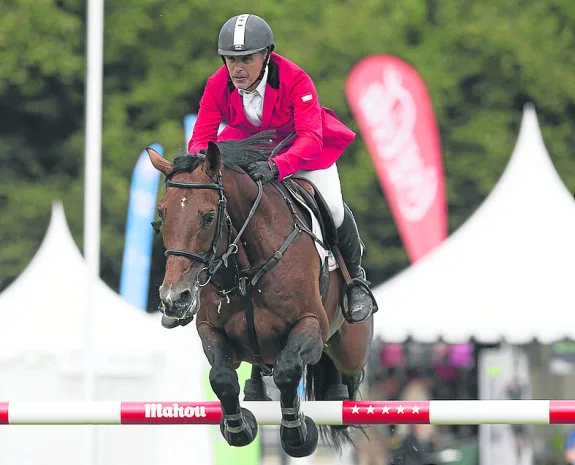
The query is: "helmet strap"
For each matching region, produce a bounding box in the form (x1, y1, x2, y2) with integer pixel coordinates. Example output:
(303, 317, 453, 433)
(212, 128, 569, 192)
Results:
(249, 48, 271, 89)
(261, 48, 271, 73)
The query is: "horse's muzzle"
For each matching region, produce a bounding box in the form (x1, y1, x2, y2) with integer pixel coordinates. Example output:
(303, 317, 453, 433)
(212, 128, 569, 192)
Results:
(159, 286, 200, 320)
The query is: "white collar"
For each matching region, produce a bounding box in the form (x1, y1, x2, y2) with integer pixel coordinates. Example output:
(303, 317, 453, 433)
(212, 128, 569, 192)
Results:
(239, 65, 268, 98)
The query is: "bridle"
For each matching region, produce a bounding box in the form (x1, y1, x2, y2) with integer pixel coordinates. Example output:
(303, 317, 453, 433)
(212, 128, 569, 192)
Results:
(153, 171, 263, 288)
(153, 133, 295, 288)
(152, 132, 296, 287)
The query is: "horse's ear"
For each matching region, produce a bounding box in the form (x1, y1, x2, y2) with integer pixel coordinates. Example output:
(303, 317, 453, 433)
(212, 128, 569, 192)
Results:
(206, 141, 222, 173)
(145, 146, 173, 175)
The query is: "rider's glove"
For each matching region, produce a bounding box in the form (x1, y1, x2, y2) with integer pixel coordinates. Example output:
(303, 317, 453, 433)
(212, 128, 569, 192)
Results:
(246, 160, 279, 184)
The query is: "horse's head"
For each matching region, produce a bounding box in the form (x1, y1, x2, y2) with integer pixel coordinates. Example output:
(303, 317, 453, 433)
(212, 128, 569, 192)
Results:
(146, 142, 226, 321)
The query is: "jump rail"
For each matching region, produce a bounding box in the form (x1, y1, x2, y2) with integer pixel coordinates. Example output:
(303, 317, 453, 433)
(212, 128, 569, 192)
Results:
(1, 400, 575, 425)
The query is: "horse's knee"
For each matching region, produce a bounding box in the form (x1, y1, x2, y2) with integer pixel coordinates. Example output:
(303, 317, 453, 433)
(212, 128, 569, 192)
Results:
(209, 365, 239, 398)
(274, 352, 303, 391)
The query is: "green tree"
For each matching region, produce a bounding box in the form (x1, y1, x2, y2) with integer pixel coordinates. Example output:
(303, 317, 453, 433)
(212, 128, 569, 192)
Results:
(1, 0, 574, 299)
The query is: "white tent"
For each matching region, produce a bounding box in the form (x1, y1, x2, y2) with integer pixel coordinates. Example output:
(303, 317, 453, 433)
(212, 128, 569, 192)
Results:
(0, 203, 212, 465)
(0, 203, 168, 354)
(372, 104, 575, 344)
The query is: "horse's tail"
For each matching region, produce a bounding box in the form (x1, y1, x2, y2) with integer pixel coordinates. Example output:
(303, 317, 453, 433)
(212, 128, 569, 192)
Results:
(304, 352, 365, 454)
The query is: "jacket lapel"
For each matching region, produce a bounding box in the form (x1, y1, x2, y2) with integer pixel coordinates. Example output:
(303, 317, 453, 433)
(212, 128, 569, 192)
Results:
(229, 89, 243, 122)
(261, 84, 278, 129)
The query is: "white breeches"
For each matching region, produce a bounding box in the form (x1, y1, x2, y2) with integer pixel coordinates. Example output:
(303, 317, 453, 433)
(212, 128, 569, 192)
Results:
(294, 163, 345, 228)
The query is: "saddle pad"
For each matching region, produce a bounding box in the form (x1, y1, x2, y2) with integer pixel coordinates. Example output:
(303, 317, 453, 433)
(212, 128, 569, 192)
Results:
(297, 202, 338, 272)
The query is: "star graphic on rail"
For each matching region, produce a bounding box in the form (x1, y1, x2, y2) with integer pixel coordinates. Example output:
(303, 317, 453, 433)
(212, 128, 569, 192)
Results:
(351, 405, 360, 414)
(381, 405, 390, 414)
(397, 405, 405, 414)
(367, 405, 375, 414)
(412, 405, 420, 414)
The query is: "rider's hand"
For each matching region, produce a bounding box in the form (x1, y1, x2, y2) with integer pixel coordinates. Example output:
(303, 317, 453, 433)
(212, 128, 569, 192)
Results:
(246, 160, 279, 184)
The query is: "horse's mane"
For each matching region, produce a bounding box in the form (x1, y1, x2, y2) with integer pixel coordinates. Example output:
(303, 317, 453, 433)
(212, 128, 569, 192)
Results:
(168, 131, 279, 178)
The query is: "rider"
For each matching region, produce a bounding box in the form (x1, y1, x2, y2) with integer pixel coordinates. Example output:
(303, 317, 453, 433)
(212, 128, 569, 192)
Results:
(186, 13, 376, 324)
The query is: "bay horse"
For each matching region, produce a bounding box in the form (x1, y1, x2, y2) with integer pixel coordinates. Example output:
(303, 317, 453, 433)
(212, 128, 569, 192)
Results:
(146, 132, 374, 458)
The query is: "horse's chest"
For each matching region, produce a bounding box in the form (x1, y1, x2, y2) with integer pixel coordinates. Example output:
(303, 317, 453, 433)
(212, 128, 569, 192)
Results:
(221, 310, 289, 356)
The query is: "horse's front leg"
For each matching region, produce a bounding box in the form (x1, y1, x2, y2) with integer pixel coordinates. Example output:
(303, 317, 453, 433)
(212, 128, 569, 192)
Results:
(274, 316, 324, 458)
(198, 324, 258, 447)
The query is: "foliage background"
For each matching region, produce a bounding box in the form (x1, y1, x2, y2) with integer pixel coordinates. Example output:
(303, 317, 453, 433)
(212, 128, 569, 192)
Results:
(1, 0, 574, 306)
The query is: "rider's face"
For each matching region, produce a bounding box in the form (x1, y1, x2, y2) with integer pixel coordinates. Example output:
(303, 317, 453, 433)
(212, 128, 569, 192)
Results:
(224, 52, 266, 91)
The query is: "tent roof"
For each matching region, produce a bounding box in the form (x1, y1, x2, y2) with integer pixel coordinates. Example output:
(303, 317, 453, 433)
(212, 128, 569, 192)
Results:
(372, 104, 575, 344)
(0, 202, 170, 353)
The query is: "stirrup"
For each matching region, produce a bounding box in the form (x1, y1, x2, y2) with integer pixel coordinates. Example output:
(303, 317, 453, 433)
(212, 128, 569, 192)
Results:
(339, 278, 378, 324)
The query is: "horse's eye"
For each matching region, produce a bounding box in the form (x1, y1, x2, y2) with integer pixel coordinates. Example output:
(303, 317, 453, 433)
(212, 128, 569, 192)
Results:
(202, 211, 216, 227)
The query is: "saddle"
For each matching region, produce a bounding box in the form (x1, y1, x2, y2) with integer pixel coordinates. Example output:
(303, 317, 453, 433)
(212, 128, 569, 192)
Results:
(268, 132, 339, 251)
(280, 177, 361, 319)
(282, 177, 338, 253)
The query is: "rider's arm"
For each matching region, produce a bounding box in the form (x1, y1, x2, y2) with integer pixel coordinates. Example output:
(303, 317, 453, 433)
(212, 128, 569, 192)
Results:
(271, 72, 323, 181)
(187, 76, 224, 154)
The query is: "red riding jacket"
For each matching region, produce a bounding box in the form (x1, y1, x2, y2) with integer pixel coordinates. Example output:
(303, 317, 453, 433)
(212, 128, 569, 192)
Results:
(187, 53, 356, 181)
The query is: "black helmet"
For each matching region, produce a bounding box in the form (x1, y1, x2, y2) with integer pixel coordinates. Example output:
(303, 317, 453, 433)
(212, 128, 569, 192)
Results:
(217, 14, 274, 56)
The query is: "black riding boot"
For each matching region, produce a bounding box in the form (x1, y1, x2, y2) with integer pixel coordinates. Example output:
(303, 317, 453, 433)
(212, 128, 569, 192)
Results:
(337, 204, 377, 323)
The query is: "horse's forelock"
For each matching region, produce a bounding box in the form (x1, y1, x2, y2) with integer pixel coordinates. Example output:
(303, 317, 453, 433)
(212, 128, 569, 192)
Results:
(167, 154, 205, 179)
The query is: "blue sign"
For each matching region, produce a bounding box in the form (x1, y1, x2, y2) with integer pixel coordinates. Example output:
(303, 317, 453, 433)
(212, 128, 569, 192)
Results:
(120, 143, 163, 310)
(184, 113, 226, 149)
(184, 114, 198, 146)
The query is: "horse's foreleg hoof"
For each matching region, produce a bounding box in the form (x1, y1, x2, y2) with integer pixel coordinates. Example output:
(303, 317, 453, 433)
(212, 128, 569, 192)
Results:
(280, 415, 318, 458)
(243, 378, 272, 401)
(219, 408, 258, 447)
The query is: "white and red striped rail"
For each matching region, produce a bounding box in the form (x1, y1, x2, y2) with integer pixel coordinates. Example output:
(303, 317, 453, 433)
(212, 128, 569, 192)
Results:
(1, 400, 575, 425)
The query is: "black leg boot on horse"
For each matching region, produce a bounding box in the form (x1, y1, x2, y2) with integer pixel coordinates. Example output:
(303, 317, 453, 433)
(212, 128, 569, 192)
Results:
(199, 325, 258, 448)
(274, 318, 323, 458)
(337, 204, 378, 323)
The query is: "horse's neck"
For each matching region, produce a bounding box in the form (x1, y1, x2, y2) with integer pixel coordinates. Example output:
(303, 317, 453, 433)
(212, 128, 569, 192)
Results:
(224, 170, 291, 267)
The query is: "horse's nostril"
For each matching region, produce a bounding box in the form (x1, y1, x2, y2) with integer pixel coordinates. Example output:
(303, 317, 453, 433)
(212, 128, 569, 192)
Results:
(160, 288, 194, 319)
(175, 290, 192, 309)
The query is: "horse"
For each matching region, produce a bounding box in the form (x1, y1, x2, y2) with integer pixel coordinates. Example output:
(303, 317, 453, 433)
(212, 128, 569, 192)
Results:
(146, 132, 374, 458)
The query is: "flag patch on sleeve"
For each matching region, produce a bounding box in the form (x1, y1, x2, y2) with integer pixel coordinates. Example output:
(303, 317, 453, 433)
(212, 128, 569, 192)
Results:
(301, 94, 313, 102)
